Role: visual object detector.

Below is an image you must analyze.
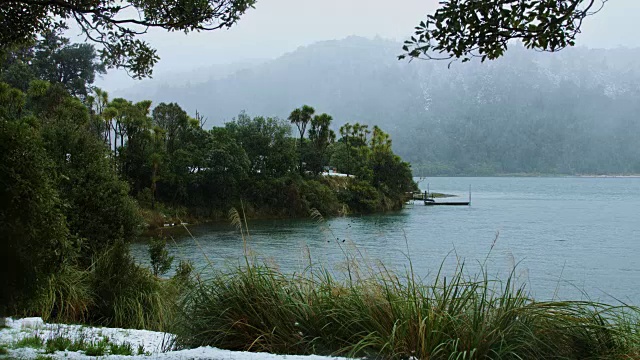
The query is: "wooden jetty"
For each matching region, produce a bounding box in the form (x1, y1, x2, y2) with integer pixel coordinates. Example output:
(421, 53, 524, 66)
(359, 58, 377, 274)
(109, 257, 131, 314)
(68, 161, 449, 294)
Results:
(411, 185, 471, 206)
(424, 199, 470, 206)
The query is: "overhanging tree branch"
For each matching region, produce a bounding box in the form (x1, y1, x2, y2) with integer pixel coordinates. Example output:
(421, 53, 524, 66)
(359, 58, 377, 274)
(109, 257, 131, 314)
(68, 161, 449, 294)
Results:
(1, 0, 256, 78)
(400, 0, 608, 63)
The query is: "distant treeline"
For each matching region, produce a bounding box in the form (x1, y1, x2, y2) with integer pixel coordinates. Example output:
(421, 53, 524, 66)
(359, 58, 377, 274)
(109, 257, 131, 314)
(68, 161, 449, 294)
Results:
(85, 98, 415, 219)
(125, 37, 640, 176)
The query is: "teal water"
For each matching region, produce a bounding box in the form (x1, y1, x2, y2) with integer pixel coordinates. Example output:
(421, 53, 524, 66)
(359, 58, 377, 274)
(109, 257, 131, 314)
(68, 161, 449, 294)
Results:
(131, 177, 640, 303)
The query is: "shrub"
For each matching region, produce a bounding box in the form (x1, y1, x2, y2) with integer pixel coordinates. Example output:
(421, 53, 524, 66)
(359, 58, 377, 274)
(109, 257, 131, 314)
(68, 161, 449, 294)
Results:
(300, 180, 341, 216)
(0, 114, 71, 317)
(149, 237, 174, 277)
(339, 180, 381, 213)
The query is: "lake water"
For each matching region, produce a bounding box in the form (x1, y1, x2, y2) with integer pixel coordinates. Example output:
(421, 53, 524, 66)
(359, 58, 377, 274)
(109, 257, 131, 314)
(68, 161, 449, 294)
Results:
(131, 177, 640, 303)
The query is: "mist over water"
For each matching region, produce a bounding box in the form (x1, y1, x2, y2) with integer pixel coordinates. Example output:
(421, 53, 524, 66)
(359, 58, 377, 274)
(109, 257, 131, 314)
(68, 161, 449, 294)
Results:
(132, 177, 640, 303)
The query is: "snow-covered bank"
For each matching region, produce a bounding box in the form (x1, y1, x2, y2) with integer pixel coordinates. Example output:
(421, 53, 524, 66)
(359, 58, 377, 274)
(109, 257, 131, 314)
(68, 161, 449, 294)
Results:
(0, 318, 348, 360)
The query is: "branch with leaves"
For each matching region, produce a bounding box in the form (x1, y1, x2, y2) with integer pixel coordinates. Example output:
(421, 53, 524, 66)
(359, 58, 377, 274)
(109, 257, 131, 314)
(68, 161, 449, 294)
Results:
(1, 0, 256, 78)
(400, 0, 607, 63)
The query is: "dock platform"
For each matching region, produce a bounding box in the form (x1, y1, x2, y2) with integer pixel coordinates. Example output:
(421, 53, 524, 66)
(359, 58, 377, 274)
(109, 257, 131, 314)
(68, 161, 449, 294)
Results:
(424, 200, 470, 206)
(411, 187, 471, 206)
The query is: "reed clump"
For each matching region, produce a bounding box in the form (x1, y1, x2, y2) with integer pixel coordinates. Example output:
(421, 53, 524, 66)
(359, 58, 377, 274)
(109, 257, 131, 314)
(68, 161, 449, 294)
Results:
(173, 257, 640, 359)
(24, 240, 189, 332)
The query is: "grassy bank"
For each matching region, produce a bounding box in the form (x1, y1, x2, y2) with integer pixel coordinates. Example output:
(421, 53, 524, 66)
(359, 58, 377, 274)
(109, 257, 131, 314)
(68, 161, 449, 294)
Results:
(5, 246, 640, 359)
(171, 256, 640, 359)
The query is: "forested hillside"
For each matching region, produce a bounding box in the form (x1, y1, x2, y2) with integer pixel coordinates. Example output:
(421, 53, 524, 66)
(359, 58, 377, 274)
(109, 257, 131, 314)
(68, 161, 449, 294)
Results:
(119, 37, 640, 175)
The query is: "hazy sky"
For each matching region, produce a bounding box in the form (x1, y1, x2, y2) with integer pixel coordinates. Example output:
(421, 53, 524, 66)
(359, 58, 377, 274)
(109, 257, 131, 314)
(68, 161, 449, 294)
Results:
(91, 0, 640, 91)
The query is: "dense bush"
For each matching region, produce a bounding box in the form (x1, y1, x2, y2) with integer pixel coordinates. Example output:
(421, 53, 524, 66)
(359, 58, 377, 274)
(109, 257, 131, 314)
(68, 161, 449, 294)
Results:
(339, 180, 382, 214)
(300, 179, 341, 216)
(0, 115, 72, 316)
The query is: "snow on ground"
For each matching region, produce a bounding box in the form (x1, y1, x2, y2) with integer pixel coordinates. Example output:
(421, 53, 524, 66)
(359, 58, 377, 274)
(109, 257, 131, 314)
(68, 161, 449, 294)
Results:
(1, 318, 348, 360)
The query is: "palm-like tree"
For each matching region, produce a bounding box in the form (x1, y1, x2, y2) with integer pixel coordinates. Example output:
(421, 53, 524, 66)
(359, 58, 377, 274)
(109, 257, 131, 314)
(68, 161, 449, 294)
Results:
(289, 105, 315, 174)
(308, 113, 336, 175)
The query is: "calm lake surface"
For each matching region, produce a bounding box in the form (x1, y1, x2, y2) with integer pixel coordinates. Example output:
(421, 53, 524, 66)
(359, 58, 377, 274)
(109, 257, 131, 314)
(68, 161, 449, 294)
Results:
(131, 177, 640, 303)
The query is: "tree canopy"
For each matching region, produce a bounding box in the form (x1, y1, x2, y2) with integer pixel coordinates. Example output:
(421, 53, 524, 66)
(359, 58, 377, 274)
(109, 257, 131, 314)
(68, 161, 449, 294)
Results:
(0, 0, 256, 78)
(1, 29, 105, 98)
(401, 0, 608, 62)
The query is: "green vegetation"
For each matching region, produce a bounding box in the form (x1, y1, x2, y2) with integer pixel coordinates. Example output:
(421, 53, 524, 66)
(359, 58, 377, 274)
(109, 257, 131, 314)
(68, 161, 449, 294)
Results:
(14, 336, 43, 349)
(174, 258, 640, 359)
(1, 31, 414, 325)
(66, 337, 87, 352)
(149, 237, 175, 277)
(2, 4, 639, 360)
(2, 0, 253, 78)
(45, 336, 72, 354)
(0, 344, 8, 355)
(402, 0, 605, 62)
(45, 335, 132, 356)
(166, 215, 640, 359)
(84, 337, 109, 356)
(109, 341, 133, 356)
(136, 344, 149, 356)
(1, 29, 105, 98)
(134, 36, 640, 176)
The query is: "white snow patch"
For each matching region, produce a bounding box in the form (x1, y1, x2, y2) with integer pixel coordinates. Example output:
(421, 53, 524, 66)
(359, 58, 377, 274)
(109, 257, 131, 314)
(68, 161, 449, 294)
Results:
(1, 318, 350, 360)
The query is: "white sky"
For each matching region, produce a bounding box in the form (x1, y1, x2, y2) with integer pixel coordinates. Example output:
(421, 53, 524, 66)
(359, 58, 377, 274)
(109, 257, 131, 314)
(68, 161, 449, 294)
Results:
(88, 0, 640, 91)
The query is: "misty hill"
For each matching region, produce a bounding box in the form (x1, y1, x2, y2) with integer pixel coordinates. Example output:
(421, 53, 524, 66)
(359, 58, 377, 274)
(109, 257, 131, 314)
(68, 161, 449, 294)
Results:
(118, 36, 423, 127)
(118, 37, 640, 175)
(111, 59, 266, 101)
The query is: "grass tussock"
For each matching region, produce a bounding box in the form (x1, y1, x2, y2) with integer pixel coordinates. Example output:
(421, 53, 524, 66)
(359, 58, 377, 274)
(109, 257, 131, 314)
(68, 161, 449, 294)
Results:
(173, 257, 640, 359)
(14, 335, 44, 349)
(42, 334, 134, 356)
(83, 337, 109, 356)
(29, 263, 93, 323)
(18, 240, 190, 332)
(90, 240, 186, 331)
(45, 336, 72, 353)
(109, 340, 133, 355)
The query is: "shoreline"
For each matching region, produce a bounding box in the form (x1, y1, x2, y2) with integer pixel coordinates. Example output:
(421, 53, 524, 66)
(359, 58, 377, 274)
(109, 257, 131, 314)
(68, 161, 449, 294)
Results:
(141, 207, 411, 237)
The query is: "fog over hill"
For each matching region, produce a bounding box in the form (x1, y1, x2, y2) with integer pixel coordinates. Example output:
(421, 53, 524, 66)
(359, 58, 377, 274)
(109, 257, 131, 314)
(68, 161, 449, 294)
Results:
(116, 36, 640, 175)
